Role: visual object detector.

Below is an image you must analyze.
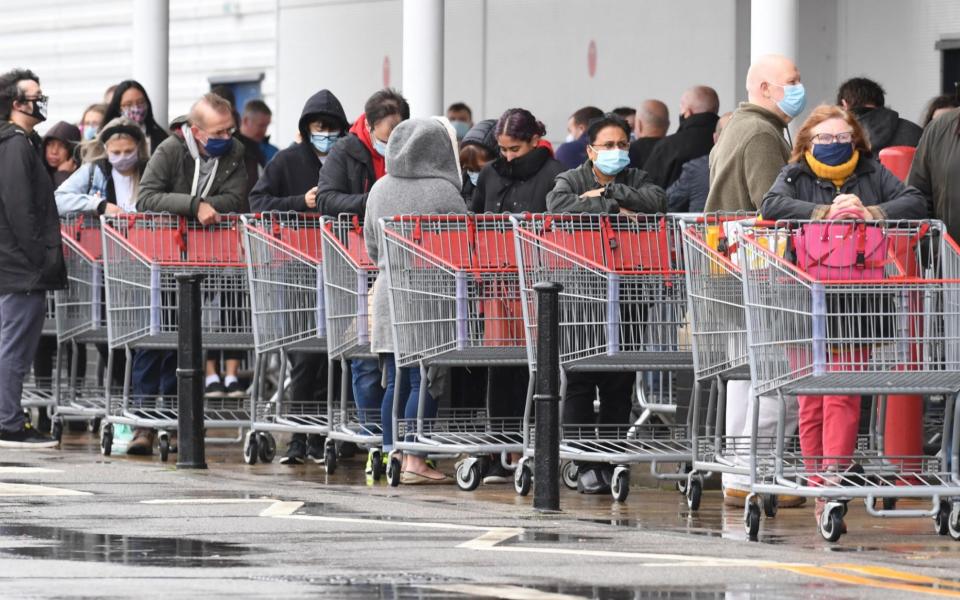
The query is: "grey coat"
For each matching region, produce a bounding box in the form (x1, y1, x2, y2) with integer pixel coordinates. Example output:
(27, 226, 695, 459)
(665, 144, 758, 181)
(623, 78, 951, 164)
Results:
(546, 161, 666, 214)
(364, 118, 468, 353)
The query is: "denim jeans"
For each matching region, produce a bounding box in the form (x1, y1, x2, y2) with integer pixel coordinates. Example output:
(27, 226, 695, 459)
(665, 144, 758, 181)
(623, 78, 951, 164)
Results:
(380, 354, 435, 453)
(350, 358, 381, 425)
(131, 349, 177, 406)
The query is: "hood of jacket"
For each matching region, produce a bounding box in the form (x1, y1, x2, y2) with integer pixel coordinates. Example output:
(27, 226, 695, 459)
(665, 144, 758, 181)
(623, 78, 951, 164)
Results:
(43, 121, 81, 145)
(298, 89, 349, 139)
(854, 106, 901, 150)
(384, 118, 461, 190)
(0, 121, 22, 144)
(461, 119, 498, 155)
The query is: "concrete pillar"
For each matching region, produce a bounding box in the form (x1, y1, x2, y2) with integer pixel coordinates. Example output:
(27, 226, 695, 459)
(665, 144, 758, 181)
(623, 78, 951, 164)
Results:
(132, 0, 169, 125)
(402, 0, 444, 118)
(750, 0, 798, 61)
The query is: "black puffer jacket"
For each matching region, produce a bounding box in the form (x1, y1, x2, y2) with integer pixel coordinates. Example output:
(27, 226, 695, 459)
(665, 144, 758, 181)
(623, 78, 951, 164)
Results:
(315, 135, 376, 217)
(250, 89, 348, 212)
(470, 147, 565, 213)
(854, 107, 922, 153)
(0, 122, 67, 293)
(761, 154, 927, 221)
(643, 112, 719, 188)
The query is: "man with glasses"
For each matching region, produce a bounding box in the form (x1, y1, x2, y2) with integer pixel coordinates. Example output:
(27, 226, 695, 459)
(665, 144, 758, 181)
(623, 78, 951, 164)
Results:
(0, 68, 66, 447)
(546, 113, 665, 494)
(129, 93, 249, 455)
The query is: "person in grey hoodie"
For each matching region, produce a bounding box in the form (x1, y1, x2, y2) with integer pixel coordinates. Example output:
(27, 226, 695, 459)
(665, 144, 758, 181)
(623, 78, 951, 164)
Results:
(364, 117, 467, 485)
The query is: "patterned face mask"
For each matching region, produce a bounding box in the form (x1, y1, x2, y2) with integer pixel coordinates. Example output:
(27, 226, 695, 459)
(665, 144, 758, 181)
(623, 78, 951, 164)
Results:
(122, 104, 147, 124)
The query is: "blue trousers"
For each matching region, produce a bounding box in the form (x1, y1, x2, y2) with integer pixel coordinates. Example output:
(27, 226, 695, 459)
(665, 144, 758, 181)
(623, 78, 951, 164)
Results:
(380, 354, 435, 453)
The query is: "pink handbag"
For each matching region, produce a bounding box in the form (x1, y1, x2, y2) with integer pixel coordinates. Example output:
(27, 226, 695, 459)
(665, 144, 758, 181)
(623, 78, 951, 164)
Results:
(792, 208, 888, 281)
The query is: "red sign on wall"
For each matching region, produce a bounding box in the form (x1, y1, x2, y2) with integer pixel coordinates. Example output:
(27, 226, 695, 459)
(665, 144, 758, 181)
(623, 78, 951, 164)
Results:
(588, 40, 597, 78)
(383, 56, 391, 88)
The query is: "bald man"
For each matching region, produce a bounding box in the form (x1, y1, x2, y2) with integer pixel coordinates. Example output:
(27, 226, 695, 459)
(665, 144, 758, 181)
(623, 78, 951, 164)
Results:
(704, 53, 804, 213)
(643, 85, 720, 188)
(704, 54, 806, 510)
(629, 99, 669, 169)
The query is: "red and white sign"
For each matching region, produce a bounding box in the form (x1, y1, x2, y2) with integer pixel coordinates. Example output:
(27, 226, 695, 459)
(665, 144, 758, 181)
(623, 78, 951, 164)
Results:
(383, 56, 391, 88)
(587, 40, 597, 78)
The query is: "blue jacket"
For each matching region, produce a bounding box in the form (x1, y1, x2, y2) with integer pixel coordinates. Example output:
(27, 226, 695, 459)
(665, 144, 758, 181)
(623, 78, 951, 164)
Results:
(666, 155, 710, 213)
(555, 134, 589, 170)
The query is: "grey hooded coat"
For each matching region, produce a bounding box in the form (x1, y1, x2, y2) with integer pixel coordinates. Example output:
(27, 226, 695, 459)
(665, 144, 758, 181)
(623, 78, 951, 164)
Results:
(364, 118, 468, 353)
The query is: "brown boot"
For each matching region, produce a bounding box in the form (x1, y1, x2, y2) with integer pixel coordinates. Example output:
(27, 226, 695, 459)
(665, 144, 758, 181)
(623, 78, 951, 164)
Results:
(127, 428, 155, 455)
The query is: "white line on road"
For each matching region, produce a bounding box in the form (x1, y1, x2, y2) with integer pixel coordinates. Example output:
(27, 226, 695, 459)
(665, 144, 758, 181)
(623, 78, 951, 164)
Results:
(0, 467, 62, 474)
(0, 483, 90, 497)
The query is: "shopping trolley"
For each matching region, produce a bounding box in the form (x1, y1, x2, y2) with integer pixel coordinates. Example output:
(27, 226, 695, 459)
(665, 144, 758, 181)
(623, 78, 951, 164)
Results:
(101, 213, 252, 461)
(50, 214, 110, 440)
(512, 213, 694, 501)
(241, 211, 330, 465)
(320, 215, 383, 476)
(380, 214, 528, 490)
(738, 218, 960, 541)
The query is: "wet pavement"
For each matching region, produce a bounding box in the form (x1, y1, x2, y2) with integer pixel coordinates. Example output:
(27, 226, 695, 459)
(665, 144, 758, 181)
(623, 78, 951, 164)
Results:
(1, 432, 959, 598)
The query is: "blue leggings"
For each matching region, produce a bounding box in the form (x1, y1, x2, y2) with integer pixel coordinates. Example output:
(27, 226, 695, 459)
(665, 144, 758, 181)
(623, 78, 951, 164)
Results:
(380, 354, 435, 453)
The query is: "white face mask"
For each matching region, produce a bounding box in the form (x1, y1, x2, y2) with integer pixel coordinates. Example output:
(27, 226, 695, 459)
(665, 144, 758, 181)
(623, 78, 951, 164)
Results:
(565, 133, 575, 143)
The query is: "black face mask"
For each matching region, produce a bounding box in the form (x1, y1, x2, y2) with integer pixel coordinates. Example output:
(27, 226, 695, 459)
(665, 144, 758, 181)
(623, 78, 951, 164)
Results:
(16, 94, 48, 123)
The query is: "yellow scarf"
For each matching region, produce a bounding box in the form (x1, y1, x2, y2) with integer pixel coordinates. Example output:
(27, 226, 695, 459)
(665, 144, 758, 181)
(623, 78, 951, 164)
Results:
(804, 150, 859, 188)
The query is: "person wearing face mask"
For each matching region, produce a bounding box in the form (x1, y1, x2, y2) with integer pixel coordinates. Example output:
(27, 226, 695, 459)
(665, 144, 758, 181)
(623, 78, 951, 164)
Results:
(761, 106, 926, 528)
(546, 113, 665, 215)
(79, 103, 106, 143)
(555, 106, 604, 170)
(248, 88, 350, 466)
(545, 113, 665, 494)
(101, 80, 168, 156)
(643, 86, 720, 189)
(41, 121, 81, 187)
(131, 93, 248, 455)
(703, 54, 807, 509)
(316, 88, 409, 217)
(446, 102, 474, 142)
(0, 68, 65, 448)
(458, 118, 497, 204)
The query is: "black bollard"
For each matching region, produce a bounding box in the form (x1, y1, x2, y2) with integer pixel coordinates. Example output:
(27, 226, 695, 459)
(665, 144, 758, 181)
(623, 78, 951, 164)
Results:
(176, 273, 207, 470)
(533, 281, 562, 512)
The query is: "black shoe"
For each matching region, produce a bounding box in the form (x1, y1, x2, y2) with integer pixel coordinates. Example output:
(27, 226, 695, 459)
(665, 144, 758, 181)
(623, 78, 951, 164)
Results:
(225, 380, 246, 398)
(576, 464, 611, 495)
(306, 435, 325, 463)
(205, 381, 227, 398)
(482, 460, 511, 484)
(0, 423, 58, 449)
(279, 435, 306, 465)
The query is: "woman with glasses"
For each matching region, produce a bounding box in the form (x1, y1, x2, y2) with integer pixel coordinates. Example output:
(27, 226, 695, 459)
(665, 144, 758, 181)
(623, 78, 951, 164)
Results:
(546, 113, 665, 215)
(761, 104, 926, 526)
(102, 80, 168, 156)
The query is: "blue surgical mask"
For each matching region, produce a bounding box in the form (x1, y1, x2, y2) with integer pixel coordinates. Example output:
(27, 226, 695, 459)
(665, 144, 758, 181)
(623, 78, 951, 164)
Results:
(310, 132, 339, 154)
(203, 136, 232, 158)
(774, 82, 806, 119)
(811, 142, 854, 167)
(467, 170, 480, 186)
(372, 136, 388, 156)
(593, 149, 630, 176)
(451, 120, 471, 140)
(82, 126, 98, 141)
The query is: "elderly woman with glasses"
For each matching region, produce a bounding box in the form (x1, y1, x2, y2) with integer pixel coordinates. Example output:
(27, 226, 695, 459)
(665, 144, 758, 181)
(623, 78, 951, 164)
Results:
(546, 112, 665, 215)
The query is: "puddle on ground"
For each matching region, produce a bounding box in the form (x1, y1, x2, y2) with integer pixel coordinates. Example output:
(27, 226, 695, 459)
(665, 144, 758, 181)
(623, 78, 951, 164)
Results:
(504, 530, 611, 545)
(0, 524, 257, 568)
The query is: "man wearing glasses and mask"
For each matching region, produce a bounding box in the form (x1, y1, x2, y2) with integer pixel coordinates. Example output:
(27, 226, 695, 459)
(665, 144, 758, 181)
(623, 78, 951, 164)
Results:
(0, 68, 66, 448)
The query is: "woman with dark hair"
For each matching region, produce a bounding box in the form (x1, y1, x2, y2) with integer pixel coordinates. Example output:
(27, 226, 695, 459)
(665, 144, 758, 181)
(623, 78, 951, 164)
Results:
(470, 108, 565, 213)
(102, 80, 168, 155)
(458, 119, 497, 204)
(761, 104, 926, 528)
(922, 94, 960, 128)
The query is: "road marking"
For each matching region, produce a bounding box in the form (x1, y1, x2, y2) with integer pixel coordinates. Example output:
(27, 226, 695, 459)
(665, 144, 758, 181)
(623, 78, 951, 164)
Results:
(0, 482, 89, 497)
(422, 584, 590, 600)
(0, 467, 62, 474)
(140, 498, 960, 598)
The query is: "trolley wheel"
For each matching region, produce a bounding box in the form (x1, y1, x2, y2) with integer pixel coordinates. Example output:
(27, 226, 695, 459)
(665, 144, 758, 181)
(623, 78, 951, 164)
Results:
(387, 456, 401, 487)
(243, 431, 259, 465)
(456, 460, 482, 492)
(763, 494, 778, 518)
(611, 467, 630, 503)
(935, 500, 951, 536)
(257, 432, 276, 463)
(819, 505, 845, 543)
(561, 461, 579, 490)
(675, 463, 692, 494)
(686, 478, 702, 511)
(158, 434, 170, 463)
(882, 497, 897, 511)
(100, 423, 113, 457)
(744, 502, 761, 541)
(949, 504, 960, 541)
(370, 450, 384, 481)
(324, 442, 338, 475)
(514, 460, 532, 496)
(51, 419, 63, 445)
